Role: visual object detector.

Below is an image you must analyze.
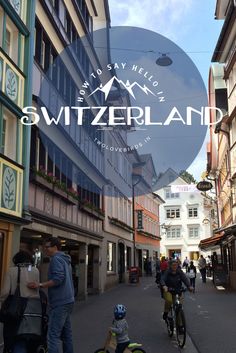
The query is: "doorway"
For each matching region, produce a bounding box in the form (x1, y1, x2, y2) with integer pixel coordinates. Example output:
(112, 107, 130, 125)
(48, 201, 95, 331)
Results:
(169, 249, 181, 260)
(118, 242, 125, 283)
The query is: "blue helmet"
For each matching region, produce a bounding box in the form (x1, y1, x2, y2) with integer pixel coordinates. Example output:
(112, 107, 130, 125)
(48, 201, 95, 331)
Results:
(114, 304, 126, 320)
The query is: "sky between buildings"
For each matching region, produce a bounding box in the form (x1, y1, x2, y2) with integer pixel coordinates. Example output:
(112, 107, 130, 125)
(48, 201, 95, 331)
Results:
(109, 0, 223, 181)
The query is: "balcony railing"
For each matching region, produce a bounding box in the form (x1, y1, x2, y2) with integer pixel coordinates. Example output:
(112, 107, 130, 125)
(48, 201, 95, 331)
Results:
(0, 154, 23, 217)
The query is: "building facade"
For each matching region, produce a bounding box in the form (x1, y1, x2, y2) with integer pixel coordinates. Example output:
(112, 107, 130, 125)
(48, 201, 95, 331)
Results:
(158, 169, 212, 262)
(133, 154, 163, 274)
(19, 0, 112, 298)
(0, 0, 35, 287)
(204, 0, 236, 288)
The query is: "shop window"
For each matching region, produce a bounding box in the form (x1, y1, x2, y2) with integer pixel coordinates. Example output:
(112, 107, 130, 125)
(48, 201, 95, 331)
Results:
(107, 242, 116, 272)
(2, 108, 17, 161)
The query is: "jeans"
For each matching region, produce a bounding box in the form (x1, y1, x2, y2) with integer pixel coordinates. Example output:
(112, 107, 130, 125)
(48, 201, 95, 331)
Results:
(115, 341, 130, 353)
(190, 277, 196, 288)
(200, 268, 206, 283)
(48, 303, 74, 353)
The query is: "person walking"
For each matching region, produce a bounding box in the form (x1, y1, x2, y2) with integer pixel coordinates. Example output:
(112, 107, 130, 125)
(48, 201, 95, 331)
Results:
(182, 257, 189, 272)
(28, 237, 74, 353)
(155, 258, 161, 285)
(187, 261, 197, 292)
(198, 255, 207, 283)
(0, 251, 40, 353)
(206, 255, 212, 277)
(160, 256, 168, 275)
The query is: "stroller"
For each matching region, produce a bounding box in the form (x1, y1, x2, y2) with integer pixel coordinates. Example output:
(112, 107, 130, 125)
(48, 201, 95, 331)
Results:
(3, 290, 48, 353)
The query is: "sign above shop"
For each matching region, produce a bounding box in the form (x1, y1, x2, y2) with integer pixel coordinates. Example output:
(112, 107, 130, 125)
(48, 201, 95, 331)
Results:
(196, 181, 213, 191)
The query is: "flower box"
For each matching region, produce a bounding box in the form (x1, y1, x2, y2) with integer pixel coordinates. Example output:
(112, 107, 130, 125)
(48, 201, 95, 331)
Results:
(30, 172, 54, 191)
(79, 203, 105, 220)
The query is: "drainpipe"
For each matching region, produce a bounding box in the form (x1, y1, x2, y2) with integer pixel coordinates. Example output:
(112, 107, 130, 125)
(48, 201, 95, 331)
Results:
(22, 0, 36, 220)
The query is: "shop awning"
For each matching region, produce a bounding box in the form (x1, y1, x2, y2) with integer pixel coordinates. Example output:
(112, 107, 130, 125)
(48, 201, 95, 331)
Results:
(199, 232, 225, 250)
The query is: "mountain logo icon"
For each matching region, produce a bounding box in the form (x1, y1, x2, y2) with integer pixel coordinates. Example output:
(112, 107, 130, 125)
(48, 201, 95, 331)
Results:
(88, 76, 156, 101)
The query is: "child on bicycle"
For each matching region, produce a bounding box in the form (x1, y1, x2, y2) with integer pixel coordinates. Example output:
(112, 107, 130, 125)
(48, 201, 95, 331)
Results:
(110, 304, 130, 353)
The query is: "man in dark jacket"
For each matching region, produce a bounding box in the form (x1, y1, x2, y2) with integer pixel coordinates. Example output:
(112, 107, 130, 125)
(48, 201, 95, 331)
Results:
(28, 237, 74, 353)
(161, 259, 192, 321)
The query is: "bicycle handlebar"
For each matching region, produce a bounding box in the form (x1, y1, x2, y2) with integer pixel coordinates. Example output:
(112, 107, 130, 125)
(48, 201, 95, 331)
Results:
(168, 287, 187, 294)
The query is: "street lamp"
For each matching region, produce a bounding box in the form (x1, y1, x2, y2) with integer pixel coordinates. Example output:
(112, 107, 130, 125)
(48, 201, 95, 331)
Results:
(132, 174, 142, 267)
(156, 53, 173, 66)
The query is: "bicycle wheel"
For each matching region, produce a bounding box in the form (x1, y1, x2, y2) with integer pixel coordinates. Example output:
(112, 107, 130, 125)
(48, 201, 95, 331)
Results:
(176, 309, 186, 348)
(132, 349, 146, 353)
(94, 349, 110, 353)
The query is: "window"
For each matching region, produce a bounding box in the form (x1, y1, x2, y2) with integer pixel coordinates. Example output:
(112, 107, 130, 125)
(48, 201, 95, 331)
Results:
(188, 207, 198, 218)
(189, 227, 199, 238)
(1, 117, 6, 154)
(2, 108, 17, 161)
(107, 242, 116, 272)
(165, 188, 179, 199)
(166, 208, 180, 219)
(166, 227, 181, 238)
(5, 28, 11, 56)
(5, 17, 19, 63)
(50, 0, 59, 14)
(0, 8, 4, 47)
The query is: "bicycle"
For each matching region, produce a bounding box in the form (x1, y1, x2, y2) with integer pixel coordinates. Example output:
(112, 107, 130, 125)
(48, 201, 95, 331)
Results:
(94, 331, 146, 353)
(164, 288, 187, 348)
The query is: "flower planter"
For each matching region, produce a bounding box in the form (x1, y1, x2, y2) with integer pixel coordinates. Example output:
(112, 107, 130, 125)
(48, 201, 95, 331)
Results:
(53, 185, 68, 201)
(30, 173, 54, 191)
(67, 194, 78, 205)
(80, 204, 105, 220)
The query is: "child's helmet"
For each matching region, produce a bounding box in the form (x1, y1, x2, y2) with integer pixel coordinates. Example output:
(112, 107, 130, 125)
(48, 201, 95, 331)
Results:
(114, 304, 126, 319)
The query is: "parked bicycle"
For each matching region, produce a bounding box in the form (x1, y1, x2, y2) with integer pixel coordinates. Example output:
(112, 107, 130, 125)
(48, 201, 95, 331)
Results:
(164, 288, 187, 348)
(94, 331, 146, 353)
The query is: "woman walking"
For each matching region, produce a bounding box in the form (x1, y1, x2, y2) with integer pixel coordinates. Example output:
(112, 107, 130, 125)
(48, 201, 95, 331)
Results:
(187, 261, 197, 292)
(0, 251, 40, 353)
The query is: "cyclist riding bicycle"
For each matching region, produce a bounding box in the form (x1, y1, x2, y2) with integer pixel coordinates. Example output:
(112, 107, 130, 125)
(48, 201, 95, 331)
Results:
(161, 259, 193, 322)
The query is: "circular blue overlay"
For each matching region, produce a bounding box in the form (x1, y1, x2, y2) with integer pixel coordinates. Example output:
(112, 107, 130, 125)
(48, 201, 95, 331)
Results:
(38, 26, 207, 197)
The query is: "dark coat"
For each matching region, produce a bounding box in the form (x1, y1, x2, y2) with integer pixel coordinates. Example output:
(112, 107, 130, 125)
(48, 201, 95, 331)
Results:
(160, 268, 190, 290)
